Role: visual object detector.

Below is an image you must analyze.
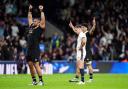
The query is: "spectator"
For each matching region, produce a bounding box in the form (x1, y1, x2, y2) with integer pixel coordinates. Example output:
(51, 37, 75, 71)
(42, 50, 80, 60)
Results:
(11, 21, 19, 38)
(17, 52, 27, 74)
(50, 32, 60, 50)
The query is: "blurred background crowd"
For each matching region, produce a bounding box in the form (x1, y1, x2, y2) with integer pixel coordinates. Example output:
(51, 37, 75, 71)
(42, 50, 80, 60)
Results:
(0, 0, 128, 63)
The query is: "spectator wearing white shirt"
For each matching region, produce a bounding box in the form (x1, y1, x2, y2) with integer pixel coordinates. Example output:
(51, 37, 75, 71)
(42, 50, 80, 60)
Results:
(11, 22, 19, 38)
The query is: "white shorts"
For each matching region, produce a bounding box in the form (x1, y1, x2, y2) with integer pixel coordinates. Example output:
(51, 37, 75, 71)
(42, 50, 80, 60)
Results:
(76, 48, 86, 61)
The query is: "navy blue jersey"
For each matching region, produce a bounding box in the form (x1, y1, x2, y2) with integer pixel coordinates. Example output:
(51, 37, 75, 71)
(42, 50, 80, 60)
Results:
(27, 26, 43, 49)
(26, 26, 43, 61)
(86, 32, 91, 51)
(85, 32, 92, 60)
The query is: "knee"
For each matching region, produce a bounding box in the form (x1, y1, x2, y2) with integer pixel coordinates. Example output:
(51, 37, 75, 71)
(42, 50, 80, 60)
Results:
(88, 66, 93, 71)
(78, 61, 84, 69)
(28, 62, 34, 68)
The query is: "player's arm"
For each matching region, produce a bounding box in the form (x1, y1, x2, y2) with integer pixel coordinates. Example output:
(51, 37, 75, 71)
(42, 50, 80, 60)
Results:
(39, 5, 46, 30)
(89, 17, 96, 35)
(69, 21, 77, 34)
(81, 37, 86, 47)
(79, 37, 86, 50)
(28, 5, 33, 26)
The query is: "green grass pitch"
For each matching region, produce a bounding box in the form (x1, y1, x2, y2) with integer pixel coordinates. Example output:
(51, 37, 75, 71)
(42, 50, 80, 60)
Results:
(0, 74, 127, 89)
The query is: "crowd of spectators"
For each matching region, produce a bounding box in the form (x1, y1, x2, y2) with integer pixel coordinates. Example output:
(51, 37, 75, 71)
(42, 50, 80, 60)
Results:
(0, 0, 128, 62)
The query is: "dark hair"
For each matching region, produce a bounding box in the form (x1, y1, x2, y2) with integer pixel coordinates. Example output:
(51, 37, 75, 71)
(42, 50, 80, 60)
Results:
(33, 18, 41, 21)
(75, 24, 82, 28)
(81, 23, 88, 27)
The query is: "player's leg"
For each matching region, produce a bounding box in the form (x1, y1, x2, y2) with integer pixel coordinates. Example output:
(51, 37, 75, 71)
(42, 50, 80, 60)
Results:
(88, 64, 93, 79)
(28, 61, 37, 85)
(87, 62, 93, 82)
(69, 50, 81, 82)
(69, 61, 80, 82)
(34, 61, 44, 85)
(76, 62, 80, 78)
(77, 59, 85, 84)
(77, 48, 86, 84)
(85, 50, 93, 82)
(76, 50, 85, 84)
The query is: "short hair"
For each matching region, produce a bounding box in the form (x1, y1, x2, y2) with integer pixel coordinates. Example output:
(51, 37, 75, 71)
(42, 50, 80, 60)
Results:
(33, 18, 41, 21)
(81, 23, 89, 31)
(81, 23, 88, 27)
(75, 24, 82, 28)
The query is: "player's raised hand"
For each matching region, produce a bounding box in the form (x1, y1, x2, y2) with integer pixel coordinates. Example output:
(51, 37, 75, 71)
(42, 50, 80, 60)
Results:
(39, 5, 44, 12)
(29, 5, 33, 10)
(69, 21, 74, 28)
(92, 17, 96, 25)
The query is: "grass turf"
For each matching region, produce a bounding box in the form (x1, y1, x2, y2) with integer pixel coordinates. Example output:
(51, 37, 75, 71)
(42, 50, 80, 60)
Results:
(0, 74, 127, 89)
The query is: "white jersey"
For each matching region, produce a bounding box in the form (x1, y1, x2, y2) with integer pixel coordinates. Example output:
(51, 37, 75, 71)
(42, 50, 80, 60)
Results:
(76, 32, 87, 60)
(76, 32, 86, 50)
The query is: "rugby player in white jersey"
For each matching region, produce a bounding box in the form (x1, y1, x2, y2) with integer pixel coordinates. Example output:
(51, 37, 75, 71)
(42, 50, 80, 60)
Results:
(69, 17, 96, 83)
(69, 22, 87, 84)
